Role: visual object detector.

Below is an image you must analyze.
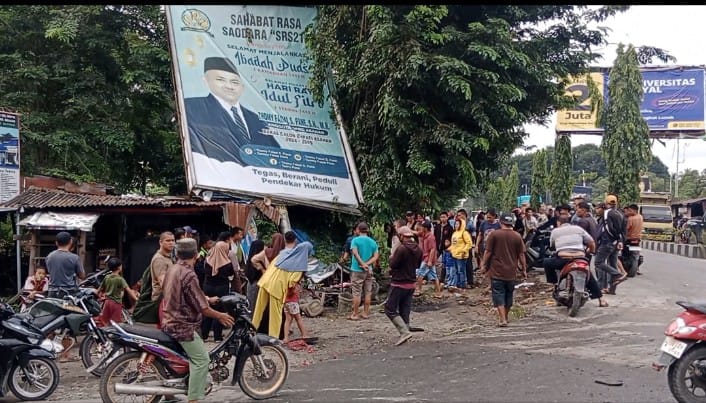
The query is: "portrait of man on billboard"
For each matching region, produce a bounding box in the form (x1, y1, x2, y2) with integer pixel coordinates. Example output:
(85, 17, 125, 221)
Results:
(184, 56, 281, 165)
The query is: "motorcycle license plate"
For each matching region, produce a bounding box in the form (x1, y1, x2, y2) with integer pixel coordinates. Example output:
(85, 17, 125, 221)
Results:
(660, 336, 688, 359)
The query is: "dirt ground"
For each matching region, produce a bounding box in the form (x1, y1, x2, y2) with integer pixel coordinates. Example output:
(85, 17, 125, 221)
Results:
(284, 270, 555, 368)
(35, 271, 555, 401)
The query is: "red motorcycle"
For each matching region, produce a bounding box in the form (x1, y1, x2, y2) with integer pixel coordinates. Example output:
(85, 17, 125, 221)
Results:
(653, 301, 706, 403)
(552, 257, 591, 317)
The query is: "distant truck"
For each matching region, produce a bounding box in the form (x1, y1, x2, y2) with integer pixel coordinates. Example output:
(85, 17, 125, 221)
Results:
(639, 191, 675, 242)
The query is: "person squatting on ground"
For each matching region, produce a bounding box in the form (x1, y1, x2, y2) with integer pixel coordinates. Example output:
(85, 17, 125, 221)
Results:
(349, 222, 380, 320)
(480, 212, 527, 327)
(98, 257, 139, 325)
(385, 226, 423, 346)
(160, 238, 234, 403)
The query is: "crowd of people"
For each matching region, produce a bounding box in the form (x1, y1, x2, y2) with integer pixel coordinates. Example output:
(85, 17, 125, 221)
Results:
(15, 194, 645, 401)
(377, 192, 645, 340)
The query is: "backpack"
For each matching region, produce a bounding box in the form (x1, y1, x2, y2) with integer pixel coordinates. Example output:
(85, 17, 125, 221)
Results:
(131, 264, 160, 324)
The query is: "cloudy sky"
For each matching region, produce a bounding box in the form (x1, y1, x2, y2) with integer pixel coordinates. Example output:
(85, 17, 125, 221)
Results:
(522, 5, 706, 174)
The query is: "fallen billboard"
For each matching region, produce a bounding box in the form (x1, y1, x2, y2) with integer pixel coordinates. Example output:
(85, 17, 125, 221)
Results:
(556, 67, 706, 135)
(165, 5, 364, 212)
(0, 112, 20, 203)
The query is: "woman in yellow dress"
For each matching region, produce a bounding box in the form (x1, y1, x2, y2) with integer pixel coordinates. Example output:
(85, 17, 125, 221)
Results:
(252, 232, 313, 338)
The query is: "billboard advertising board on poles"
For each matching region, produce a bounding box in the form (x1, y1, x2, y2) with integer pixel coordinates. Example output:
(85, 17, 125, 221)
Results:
(165, 5, 364, 212)
(0, 112, 20, 203)
(556, 67, 706, 135)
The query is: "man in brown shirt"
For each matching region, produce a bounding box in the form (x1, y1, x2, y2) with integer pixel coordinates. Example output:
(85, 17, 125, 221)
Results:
(150, 231, 176, 302)
(161, 238, 234, 403)
(480, 212, 527, 327)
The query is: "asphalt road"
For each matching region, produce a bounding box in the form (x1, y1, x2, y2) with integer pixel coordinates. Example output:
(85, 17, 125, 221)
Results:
(254, 249, 699, 403)
(10, 249, 704, 403)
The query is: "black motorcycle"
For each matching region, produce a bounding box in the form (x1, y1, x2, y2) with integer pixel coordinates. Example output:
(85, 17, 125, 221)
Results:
(98, 293, 289, 402)
(1, 287, 120, 377)
(526, 228, 553, 269)
(0, 303, 60, 401)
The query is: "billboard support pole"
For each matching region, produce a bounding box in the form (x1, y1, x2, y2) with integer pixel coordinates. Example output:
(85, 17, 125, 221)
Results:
(15, 208, 21, 294)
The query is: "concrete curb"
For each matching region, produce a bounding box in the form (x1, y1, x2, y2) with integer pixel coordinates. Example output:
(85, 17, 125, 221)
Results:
(642, 240, 706, 259)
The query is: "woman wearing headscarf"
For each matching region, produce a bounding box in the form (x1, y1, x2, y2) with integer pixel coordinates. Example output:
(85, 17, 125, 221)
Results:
(252, 233, 287, 335)
(201, 231, 235, 342)
(252, 231, 314, 339)
(244, 240, 267, 308)
(265, 233, 286, 262)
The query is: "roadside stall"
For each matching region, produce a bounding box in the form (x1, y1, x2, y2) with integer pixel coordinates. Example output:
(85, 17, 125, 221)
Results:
(18, 211, 100, 275)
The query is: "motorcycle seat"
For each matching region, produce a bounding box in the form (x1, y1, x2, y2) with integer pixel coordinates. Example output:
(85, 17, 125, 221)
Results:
(121, 324, 177, 344)
(677, 301, 706, 314)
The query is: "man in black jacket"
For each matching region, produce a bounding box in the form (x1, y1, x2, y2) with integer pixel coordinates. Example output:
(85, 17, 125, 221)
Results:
(594, 195, 627, 294)
(385, 226, 422, 346)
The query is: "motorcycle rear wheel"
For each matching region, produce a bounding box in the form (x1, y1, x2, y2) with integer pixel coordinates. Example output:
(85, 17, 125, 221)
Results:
(568, 290, 584, 317)
(238, 344, 289, 400)
(81, 335, 128, 377)
(668, 346, 706, 403)
(99, 351, 166, 403)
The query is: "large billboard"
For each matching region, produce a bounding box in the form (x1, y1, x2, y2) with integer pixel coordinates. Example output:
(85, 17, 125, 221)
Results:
(555, 72, 605, 134)
(556, 67, 706, 135)
(0, 112, 20, 203)
(165, 6, 364, 212)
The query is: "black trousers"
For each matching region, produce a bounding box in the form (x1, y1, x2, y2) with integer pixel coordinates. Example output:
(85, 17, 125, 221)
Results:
(201, 283, 229, 340)
(385, 286, 414, 325)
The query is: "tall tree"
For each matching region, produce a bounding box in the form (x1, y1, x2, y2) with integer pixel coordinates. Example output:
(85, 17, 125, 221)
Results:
(0, 6, 184, 194)
(549, 134, 573, 205)
(505, 163, 520, 211)
(486, 178, 507, 212)
(530, 149, 547, 209)
(600, 43, 651, 205)
(305, 5, 628, 219)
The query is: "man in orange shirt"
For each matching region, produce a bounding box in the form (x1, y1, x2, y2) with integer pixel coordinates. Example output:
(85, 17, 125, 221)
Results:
(625, 204, 644, 275)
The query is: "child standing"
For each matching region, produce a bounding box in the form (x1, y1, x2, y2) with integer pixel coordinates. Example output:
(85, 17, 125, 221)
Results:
(20, 266, 49, 312)
(283, 280, 309, 344)
(98, 258, 139, 325)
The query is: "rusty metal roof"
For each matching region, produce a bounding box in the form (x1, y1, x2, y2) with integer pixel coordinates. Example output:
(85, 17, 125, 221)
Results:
(0, 187, 227, 210)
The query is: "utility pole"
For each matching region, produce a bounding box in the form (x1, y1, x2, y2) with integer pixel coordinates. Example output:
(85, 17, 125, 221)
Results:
(675, 137, 679, 198)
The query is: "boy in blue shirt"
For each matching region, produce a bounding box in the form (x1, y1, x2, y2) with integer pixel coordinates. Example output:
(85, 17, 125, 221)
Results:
(349, 222, 379, 320)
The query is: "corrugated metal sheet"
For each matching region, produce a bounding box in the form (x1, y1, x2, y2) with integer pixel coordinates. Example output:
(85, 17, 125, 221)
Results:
(19, 211, 100, 231)
(0, 187, 226, 209)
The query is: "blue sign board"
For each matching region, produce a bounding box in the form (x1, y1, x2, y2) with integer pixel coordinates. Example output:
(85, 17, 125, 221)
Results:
(640, 68, 705, 131)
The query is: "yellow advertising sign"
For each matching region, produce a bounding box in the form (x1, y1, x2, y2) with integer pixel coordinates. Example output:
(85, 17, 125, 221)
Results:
(555, 72, 604, 133)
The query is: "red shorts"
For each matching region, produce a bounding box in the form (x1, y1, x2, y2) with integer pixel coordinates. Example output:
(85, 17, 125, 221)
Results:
(100, 299, 124, 325)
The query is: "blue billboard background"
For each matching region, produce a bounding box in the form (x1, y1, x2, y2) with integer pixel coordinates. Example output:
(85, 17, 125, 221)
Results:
(639, 68, 705, 131)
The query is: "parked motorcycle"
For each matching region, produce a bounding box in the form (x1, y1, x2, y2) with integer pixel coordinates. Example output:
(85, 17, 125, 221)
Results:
(551, 257, 591, 317)
(304, 259, 380, 307)
(653, 301, 706, 403)
(1, 287, 120, 377)
(98, 292, 289, 402)
(0, 303, 60, 401)
(526, 228, 553, 269)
